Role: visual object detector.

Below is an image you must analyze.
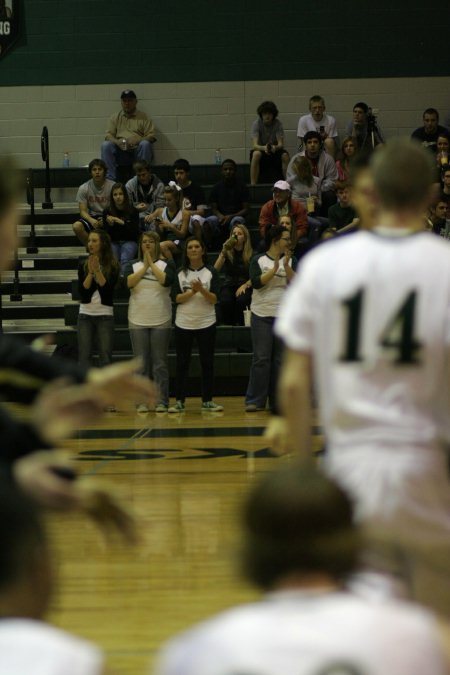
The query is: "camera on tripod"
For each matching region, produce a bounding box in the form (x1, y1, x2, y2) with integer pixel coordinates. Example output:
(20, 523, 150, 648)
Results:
(367, 107, 379, 133)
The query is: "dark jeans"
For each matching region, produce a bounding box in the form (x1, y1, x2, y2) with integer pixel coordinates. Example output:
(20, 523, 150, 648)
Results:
(174, 324, 216, 402)
(77, 313, 114, 368)
(219, 284, 252, 325)
(245, 313, 283, 412)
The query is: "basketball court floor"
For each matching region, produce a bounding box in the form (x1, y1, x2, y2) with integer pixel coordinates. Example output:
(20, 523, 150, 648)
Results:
(38, 397, 322, 674)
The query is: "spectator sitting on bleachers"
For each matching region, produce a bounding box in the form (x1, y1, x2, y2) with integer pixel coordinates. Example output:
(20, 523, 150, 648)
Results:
(125, 160, 165, 231)
(250, 101, 289, 185)
(101, 90, 156, 181)
(346, 101, 384, 157)
(327, 180, 358, 235)
(102, 182, 139, 274)
(440, 165, 450, 216)
(259, 181, 307, 247)
(214, 223, 253, 326)
(145, 183, 190, 260)
(72, 159, 114, 247)
(336, 136, 357, 181)
(287, 131, 338, 215)
(411, 108, 449, 154)
(427, 199, 449, 237)
(196, 159, 250, 250)
(278, 214, 297, 253)
(287, 155, 328, 242)
(287, 155, 321, 211)
(436, 132, 450, 169)
(172, 158, 208, 233)
(297, 95, 338, 157)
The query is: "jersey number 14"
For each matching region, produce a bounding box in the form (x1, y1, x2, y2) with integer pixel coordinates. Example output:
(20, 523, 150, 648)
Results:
(340, 289, 422, 364)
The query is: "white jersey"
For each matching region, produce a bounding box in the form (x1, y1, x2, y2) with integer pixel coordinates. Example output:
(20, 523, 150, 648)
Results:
(154, 589, 447, 675)
(174, 265, 220, 330)
(250, 253, 294, 318)
(0, 618, 104, 675)
(277, 228, 450, 456)
(127, 259, 174, 327)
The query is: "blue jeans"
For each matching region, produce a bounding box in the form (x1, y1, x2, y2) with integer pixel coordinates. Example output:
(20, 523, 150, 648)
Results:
(111, 241, 138, 274)
(101, 140, 154, 180)
(129, 320, 171, 406)
(77, 313, 114, 368)
(245, 313, 283, 412)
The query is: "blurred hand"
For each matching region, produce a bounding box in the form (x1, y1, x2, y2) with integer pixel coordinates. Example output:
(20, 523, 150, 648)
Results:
(13, 452, 138, 544)
(13, 450, 81, 510)
(31, 378, 106, 446)
(264, 416, 296, 456)
(87, 358, 157, 409)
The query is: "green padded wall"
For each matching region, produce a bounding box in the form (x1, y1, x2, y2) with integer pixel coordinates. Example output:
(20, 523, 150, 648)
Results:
(1, 0, 449, 86)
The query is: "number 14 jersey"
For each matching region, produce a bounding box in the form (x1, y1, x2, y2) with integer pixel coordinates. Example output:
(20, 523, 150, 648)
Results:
(276, 228, 450, 455)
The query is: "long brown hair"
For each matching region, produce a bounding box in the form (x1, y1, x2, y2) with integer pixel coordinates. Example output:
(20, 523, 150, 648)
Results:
(84, 229, 119, 279)
(224, 223, 253, 266)
(292, 156, 314, 186)
(109, 182, 134, 217)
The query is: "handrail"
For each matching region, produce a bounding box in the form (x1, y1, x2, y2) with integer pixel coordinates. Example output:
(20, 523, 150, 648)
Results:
(26, 169, 38, 254)
(40, 126, 53, 209)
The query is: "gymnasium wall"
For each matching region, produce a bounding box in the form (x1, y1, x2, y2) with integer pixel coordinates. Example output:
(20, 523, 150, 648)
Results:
(0, 0, 449, 169)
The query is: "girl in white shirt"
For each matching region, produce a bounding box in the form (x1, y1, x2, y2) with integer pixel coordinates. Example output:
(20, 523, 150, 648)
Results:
(169, 237, 223, 413)
(125, 232, 175, 413)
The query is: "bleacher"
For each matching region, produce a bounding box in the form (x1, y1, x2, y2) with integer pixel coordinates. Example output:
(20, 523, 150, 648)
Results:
(1, 164, 273, 396)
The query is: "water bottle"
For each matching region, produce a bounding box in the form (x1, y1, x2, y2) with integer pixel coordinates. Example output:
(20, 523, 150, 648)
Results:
(215, 149, 222, 165)
(63, 152, 70, 168)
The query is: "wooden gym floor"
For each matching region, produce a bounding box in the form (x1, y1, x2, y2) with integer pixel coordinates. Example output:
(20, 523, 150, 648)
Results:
(36, 397, 322, 674)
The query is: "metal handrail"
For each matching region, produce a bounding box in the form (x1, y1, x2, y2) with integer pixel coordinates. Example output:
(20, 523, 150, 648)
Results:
(41, 125, 53, 209)
(26, 169, 38, 254)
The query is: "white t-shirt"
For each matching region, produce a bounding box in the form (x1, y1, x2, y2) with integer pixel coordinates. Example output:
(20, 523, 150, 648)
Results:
(297, 112, 338, 140)
(250, 253, 294, 318)
(127, 259, 174, 327)
(174, 266, 219, 330)
(0, 619, 104, 675)
(76, 178, 115, 216)
(276, 229, 450, 455)
(79, 290, 114, 317)
(154, 589, 447, 675)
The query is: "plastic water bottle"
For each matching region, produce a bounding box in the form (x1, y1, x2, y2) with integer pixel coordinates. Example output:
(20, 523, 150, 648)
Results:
(63, 152, 70, 168)
(215, 149, 222, 165)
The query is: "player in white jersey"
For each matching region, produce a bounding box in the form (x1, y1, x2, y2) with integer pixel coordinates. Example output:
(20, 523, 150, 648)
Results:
(271, 138, 450, 615)
(154, 463, 449, 675)
(0, 477, 107, 675)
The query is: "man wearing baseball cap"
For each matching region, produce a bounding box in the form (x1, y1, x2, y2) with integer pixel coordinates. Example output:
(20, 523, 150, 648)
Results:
(101, 90, 156, 180)
(259, 180, 307, 244)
